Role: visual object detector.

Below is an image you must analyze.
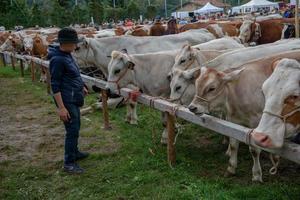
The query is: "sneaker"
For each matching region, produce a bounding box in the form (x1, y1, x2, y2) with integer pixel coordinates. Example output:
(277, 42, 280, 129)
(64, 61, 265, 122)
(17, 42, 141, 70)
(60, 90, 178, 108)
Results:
(63, 163, 84, 174)
(75, 151, 90, 161)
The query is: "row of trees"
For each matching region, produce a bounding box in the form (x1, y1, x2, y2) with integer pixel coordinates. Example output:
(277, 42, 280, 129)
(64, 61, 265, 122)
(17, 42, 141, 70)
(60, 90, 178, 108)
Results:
(0, 0, 186, 29)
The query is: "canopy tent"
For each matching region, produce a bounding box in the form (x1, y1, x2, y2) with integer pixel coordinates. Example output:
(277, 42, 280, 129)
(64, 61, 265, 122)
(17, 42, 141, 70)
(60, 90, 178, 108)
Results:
(171, 11, 191, 19)
(194, 2, 223, 14)
(238, 0, 279, 13)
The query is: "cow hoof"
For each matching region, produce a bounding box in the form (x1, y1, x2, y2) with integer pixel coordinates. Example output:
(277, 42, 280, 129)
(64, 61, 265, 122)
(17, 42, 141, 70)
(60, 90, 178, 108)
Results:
(224, 170, 235, 178)
(252, 176, 263, 183)
(225, 148, 231, 157)
(130, 120, 138, 125)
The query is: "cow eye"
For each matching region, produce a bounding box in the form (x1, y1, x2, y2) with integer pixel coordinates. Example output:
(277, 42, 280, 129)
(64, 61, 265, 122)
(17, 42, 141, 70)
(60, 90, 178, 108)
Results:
(180, 59, 186, 64)
(75, 47, 80, 51)
(207, 87, 216, 93)
(291, 95, 298, 100)
(175, 85, 181, 91)
(114, 69, 121, 75)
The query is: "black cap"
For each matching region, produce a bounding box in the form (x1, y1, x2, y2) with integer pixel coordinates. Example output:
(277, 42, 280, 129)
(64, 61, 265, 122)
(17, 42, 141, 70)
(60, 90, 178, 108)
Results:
(57, 27, 82, 44)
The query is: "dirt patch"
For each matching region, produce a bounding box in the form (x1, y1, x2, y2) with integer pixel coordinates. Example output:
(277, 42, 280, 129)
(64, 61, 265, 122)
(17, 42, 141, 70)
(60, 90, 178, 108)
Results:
(0, 77, 120, 168)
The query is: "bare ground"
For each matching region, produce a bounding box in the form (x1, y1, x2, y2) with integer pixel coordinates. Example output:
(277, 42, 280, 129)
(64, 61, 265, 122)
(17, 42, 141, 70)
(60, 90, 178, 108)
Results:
(0, 77, 120, 168)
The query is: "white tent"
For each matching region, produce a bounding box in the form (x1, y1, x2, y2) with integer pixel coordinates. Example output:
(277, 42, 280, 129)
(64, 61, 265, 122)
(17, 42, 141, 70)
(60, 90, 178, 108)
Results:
(194, 2, 223, 14)
(171, 11, 190, 19)
(239, 0, 279, 13)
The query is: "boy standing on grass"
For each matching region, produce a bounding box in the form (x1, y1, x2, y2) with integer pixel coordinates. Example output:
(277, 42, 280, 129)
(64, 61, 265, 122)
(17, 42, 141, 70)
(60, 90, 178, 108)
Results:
(48, 27, 89, 174)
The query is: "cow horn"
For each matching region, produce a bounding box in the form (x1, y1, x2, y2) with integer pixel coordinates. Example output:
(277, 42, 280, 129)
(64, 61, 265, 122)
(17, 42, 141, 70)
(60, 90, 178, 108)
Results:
(121, 48, 128, 54)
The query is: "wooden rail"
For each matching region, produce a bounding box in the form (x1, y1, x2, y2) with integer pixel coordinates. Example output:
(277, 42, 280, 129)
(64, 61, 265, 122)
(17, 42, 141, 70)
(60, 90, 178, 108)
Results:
(1, 51, 300, 166)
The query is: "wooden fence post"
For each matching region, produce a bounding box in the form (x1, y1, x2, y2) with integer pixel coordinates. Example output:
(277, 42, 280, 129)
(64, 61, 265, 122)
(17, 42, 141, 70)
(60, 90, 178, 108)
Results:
(31, 59, 35, 82)
(166, 112, 176, 167)
(46, 67, 51, 94)
(20, 59, 24, 77)
(101, 89, 112, 130)
(0, 53, 5, 67)
(11, 55, 15, 70)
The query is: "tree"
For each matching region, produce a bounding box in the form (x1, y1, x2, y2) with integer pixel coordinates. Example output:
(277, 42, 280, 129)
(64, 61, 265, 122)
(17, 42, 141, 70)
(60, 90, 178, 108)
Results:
(31, 3, 43, 26)
(145, 5, 157, 19)
(127, 0, 140, 19)
(89, 0, 104, 24)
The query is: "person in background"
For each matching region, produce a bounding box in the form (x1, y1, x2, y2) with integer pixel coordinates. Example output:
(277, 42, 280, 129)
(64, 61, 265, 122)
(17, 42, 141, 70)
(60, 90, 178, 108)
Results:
(48, 28, 89, 174)
(178, 18, 188, 25)
(191, 16, 198, 23)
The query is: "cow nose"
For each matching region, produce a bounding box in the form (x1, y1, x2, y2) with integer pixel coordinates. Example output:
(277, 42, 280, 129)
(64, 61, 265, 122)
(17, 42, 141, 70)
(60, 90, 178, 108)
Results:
(188, 105, 197, 113)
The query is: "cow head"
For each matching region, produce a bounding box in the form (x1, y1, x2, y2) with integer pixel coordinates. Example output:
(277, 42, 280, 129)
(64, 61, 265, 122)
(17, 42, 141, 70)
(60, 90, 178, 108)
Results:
(238, 20, 261, 44)
(73, 37, 95, 69)
(22, 34, 34, 54)
(106, 50, 135, 94)
(188, 67, 243, 115)
(0, 34, 22, 52)
(173, 44, 206, 71)
(252, 58, 300, 149)
(169, 68, 200, 105)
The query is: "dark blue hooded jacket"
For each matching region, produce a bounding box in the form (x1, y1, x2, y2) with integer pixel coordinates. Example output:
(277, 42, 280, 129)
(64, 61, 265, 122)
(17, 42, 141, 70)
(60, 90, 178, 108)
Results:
(48, 45, 84, 107)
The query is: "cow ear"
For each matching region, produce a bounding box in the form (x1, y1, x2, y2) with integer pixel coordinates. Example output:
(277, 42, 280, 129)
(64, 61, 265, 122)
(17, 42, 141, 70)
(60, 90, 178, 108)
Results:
(126, 61, 135, 70)
(221, 68, 244, 82)
(183, 68, 200, 80)
(271, 58, 282, 72)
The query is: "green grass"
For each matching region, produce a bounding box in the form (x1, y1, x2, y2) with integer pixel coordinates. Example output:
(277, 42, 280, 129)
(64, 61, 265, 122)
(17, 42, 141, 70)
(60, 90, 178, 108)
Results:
(0, 66, 299, 200)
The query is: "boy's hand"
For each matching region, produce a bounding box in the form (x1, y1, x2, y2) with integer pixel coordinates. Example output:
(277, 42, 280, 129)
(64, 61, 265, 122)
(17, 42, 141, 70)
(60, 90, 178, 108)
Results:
(58, 107, 70, 122)
(83, 87, 89, 96)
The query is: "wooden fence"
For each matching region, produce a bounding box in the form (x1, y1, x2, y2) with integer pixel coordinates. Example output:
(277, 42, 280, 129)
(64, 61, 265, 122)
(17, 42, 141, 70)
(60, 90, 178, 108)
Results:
(1, 51, 300, 167)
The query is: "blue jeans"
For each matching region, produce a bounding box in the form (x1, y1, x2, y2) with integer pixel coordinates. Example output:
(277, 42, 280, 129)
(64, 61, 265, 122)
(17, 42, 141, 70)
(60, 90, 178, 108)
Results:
(63, 103, 81, 164)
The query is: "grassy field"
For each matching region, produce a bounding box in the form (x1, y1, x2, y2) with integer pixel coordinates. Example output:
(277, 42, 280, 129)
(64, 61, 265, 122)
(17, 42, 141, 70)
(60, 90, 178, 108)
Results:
(0, 65, 299, 200)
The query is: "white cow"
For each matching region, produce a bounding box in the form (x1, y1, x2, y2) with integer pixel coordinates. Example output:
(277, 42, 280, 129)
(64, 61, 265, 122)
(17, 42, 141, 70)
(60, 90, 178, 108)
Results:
(169, 39, 300, 106)
(252, 58, 300, 148)
(188, 50, 300, 182)
(106, 37, 242, 143)
(73, 29, 215, 77)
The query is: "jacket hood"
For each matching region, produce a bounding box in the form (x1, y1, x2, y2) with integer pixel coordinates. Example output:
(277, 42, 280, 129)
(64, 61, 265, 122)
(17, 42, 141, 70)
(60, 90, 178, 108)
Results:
(47, 44, 70, 60)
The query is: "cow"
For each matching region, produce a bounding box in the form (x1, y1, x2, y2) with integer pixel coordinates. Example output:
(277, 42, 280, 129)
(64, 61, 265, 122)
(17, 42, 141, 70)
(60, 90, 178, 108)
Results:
(0, 31, 11, 46)
(188, 50, 300, 182)
(238, 18, 297, 45)
(73, 29, 216, 77)
(179, 21, 215, 32)
(149, 21, 166, 36)
(252, 58, 300, 149)
(105, 37, 242, 143)
(168, 39, 300, 107)
(206, 23, 239, 38)
(0, 32, 24, 53)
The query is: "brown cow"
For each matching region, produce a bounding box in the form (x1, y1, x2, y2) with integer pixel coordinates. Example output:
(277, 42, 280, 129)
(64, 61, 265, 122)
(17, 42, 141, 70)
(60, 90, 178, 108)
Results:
(149, 21, 166, 36)
(238, 18, 298, 45)
(206, 23, 239, 38)
(0, 31, 11, 46)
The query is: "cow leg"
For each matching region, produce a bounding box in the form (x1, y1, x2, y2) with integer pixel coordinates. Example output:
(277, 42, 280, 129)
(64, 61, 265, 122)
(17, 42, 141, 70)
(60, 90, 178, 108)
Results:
(160, 112, 168, 144)
(225, 137, 239, 177)
(249, 146, 262, 182)
(39, 66, 47, 83)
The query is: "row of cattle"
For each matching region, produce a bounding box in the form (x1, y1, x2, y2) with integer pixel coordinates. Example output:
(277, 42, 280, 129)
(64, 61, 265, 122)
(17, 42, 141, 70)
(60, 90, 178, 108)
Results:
(0, 15, 298, 57)
(70, 30, 300, 183)
(1, 17, 300, 182)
